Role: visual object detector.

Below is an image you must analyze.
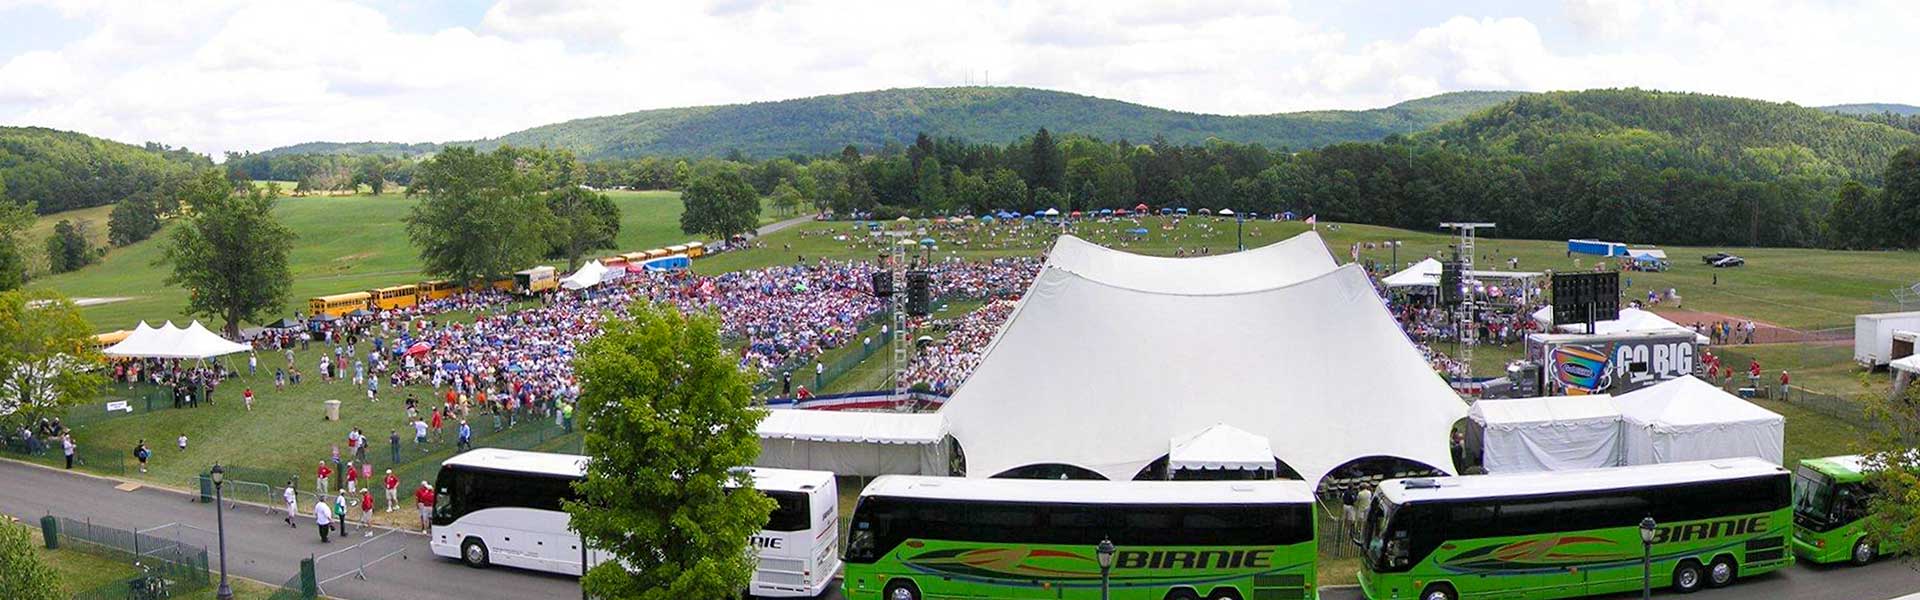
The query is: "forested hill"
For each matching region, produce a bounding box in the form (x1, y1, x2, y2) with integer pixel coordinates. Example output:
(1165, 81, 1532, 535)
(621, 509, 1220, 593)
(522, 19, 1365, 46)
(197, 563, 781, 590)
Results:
(0, 127, 211, 214)
(1822, 103, 1920, 116)
(438, 87, 1526, 160)
(256, 141, 440, 158)
(1424, 89, 1920, 182)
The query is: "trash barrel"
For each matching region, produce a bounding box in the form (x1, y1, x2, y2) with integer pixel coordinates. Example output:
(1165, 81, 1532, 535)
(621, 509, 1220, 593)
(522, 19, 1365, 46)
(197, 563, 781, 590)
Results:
(40, 515, 57, 549)
(324, 400, 341, 421)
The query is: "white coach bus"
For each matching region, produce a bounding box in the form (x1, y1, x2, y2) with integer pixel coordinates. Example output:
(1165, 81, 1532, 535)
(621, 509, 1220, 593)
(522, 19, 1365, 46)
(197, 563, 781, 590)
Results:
(427, 448, 840, 597)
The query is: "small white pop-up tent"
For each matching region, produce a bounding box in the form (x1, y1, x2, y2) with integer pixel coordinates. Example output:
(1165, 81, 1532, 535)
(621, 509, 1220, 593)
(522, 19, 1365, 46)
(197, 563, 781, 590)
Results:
(1614, 376, 1785, 465)
(1382, 258, 1444, 289)
(755, 410, 951, 476)
(1168, 424, 1276, 474)
(560, 260, 609, 290)
(1468, 396, 1623, 473)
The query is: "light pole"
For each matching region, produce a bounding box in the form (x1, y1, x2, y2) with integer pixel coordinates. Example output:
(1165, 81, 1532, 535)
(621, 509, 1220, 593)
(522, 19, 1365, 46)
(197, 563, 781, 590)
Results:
(211, 463, 233, 600)
(1639, 516, 1657, 600)
(1235, 210, 1245, 252)
(1390, 240, 1400, 271)
(1096, 538, 1116, 600)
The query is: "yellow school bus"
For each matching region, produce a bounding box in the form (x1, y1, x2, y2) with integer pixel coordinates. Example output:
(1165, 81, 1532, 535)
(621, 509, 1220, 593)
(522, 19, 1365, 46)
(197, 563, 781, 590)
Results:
(665, 244, 689, 257)
(643, 248, 670, 259)
(92, 330, 132, 350)
(513, 266, 558, 295)
(489, 278, 515, 292)
(684, 241, 706, 258)
(601, 256, 630, 271)
(369, 284, 419, 310)
(309, 292, 372, 317)
(620, 251, 650, 264)
(418, 280, 460, 302)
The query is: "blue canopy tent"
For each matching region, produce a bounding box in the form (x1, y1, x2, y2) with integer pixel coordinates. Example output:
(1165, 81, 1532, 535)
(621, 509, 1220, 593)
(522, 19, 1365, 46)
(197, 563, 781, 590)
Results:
(979, 215, 995, 222)
(1176, 207, 1190, 214)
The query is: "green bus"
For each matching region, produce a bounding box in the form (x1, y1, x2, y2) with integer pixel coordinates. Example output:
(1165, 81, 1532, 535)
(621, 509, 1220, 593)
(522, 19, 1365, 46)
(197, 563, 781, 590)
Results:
(842, 476, 1318, 600)
(1357, 458, 1792, 600)
(1792, 454, 1900, 565)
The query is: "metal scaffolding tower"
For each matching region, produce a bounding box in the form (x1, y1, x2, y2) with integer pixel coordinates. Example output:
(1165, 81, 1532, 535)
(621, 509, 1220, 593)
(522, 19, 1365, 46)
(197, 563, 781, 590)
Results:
(1440, 222, 1495, 394)
(891, 241, 910, 409)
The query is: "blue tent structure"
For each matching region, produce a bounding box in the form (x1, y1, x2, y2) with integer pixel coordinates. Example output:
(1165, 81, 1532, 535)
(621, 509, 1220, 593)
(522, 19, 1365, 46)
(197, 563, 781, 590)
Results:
(1176, 207, 1190, 214)
(1130, 227, 1149, 235)
(920, 238, 937, 246)
(980, 215, 995, 221)
(1098, 208, 1113, 215)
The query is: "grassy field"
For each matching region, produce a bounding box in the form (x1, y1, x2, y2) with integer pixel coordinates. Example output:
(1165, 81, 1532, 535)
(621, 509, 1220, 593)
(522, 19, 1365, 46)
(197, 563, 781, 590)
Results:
(27, 525, 292, 599)
(30, 189, 707, 331)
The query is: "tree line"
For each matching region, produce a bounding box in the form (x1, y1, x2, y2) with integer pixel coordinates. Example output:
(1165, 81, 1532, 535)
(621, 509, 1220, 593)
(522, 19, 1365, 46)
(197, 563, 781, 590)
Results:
(223, 152, 417, 195)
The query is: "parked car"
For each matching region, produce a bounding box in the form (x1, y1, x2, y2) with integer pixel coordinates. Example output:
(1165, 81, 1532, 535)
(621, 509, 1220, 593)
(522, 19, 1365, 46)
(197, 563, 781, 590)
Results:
(1712, 255, 1746, 268)
(1702, 252, 1731, 264)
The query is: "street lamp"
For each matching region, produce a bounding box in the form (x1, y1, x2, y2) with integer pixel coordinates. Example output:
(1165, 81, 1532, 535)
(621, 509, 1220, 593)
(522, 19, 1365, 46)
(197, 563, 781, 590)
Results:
(211, 463, 233, 600)
(1639, 516, 1657, 600)
(1096, 538, 1116, 600)
(1235, 210, 1245, 252)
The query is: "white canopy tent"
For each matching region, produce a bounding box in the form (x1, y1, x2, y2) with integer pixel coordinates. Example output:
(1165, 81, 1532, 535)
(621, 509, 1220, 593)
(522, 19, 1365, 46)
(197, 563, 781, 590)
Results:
(1168, 424, 1276, 473)
(755, 410, 951, 476)
(941, 233, 1467, 484)
(1614, 376, 1785, 465)
(560, 260, 610, 290)
(1891, 354, 1920, 399)
(1381, 257, 1545, 290)
(103, 321, 250, 359)
(1531, 306, 1709, 342)
(1467, 396, 1623, 473)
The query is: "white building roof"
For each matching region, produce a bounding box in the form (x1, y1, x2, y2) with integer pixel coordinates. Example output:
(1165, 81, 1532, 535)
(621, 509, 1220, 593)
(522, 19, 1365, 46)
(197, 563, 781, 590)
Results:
(756, 409, 948, 445)
(1469, 395, 1620, 430)
(859, 475, 1316, 505)
(1378, 457, 1785, 504)
(941, 233, 1467, 484)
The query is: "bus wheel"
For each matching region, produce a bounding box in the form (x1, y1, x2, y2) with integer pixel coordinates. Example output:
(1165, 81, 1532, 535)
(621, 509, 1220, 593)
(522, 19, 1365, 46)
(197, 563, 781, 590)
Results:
(1852, 538, 1876, 566)
(881, 579, 920, 600)
(1672, 560, 1705, 594)
(1419, 583, 1458, 600)
(460, 538, 490, 569)
(1163, 589, 1202, 600)
(1205, 588, 1244, 600)
(1707, 556, 1737, 588)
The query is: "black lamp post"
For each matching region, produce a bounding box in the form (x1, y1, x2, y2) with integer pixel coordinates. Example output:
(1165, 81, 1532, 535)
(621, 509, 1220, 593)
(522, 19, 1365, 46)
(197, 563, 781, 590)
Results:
(211, 463, 233, 600)
(1639, 516, 1657, 600)
(1096, 538, 1116, 600)
(1235, 210, 1245, 252)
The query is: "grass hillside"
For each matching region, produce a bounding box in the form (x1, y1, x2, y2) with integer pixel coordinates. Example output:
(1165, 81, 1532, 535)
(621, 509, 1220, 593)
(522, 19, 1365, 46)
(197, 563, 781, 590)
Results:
(0, 126, 210, 214)
(31, 189, 707, 331)
(1427, 89, 1920, 181)
(270, 88, 1524, 160)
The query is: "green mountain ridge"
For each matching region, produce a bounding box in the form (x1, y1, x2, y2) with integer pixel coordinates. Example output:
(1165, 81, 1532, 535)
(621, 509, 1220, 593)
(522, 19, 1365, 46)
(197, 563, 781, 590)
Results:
(258, 87, 1527, 160)
(1821, 103, 1920, 116)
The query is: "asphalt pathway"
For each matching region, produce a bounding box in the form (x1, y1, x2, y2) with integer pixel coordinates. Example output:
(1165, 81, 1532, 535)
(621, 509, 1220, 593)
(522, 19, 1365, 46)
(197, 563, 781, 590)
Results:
(4, 457, 1914, 600)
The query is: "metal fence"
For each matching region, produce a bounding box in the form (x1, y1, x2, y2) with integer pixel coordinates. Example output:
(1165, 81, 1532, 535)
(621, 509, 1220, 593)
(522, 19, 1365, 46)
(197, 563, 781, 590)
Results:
(1709, 347, 1874, 428)
(58, 517, 213, 600)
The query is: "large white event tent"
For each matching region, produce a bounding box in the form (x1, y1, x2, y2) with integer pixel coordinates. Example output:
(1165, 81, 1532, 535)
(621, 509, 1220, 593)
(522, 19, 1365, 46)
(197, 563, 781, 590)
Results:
(1614, 375, 1784, 465)
(756, 410, 950, 476)
(1530, 306, 1708, 342)
(940, 232, 1468, 484)
(1467, 395, 1624, 473)
(102, 321, 249, 359)
(560, 260, 611, 290)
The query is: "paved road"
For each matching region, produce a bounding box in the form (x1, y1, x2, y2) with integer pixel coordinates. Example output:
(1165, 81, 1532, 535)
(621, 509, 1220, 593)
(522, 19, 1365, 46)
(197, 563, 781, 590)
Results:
(4, 458, 1913, 599)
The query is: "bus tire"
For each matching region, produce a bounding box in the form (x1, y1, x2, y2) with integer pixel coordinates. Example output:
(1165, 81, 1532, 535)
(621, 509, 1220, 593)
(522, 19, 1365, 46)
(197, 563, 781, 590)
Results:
(460, 538, 490, 569)
(1205, 587, 1244, 600)
(881, 579, 920, 600)
(1163, 589, 1202, 600)
(1706, 556, 1737, 588)
(1851, 538, 1876, 566)
(1672, 560, 1705, 593)
(1418, 582, 1458, 600)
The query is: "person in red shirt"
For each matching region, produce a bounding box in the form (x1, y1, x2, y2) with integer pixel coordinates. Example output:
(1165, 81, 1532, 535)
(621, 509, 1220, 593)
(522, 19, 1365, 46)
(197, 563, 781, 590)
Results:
(415, 481, 436, 532)
(316, 461, 332, 496)
(1780, 370, 1791, 402)
(344, 461, 359, 494)
(242, 388, 253, 411)
(383, 469, 400, 512)
(1749, 359, 1762, 378)
(359, 488, 375, 535)
(444, 388, 456, 408)
(429, 409, 444, 442)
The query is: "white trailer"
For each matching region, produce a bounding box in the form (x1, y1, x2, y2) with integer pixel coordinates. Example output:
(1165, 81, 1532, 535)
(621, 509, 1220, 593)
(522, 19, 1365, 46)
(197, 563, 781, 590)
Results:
(1854, 311, 1920, 368)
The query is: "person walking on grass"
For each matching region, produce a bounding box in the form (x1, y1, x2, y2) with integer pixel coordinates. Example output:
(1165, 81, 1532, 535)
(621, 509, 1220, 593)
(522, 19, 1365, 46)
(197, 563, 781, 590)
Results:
(133, 440, 150, 473)
(345, 460, 359, 494)
(334, 491, 350, 537)
(242, 387, 253, 411)
(177, 433, 188, 452)
(415, 481, 435, 532)
(283, 480, 299, 528)
(62, 434, 75, 469)
(384, 469, 399, 512)
(429, 408, 444, 443)
(316, 460, 332, 496)
(315, 498, 333, 543)
(457, 420, 472, 452)
(1780, 370, 1792, 402)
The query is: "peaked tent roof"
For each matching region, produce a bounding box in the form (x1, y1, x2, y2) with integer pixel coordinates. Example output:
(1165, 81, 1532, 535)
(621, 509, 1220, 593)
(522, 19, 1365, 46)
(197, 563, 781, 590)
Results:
(1169, 424, 1276, 471)
(1382, 257, 1545, 289)
(560, 260, 609, 290)
(1614, 376, 1782, 428)
(1531, 306, 1707, 341)
(105, 321, 249, 359)
(940, 234, 1467, 484)
(1469, 395, 1620, 429)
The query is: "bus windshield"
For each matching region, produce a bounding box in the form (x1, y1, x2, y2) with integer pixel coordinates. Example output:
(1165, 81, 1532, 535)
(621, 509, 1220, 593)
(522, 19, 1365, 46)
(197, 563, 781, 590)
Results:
(1792, 466, 1835, 525)
(1361, 496, 1401, 571)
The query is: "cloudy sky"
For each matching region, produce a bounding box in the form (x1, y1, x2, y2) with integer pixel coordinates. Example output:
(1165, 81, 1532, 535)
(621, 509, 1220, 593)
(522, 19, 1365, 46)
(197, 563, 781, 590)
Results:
(1, 0, 1914, 158)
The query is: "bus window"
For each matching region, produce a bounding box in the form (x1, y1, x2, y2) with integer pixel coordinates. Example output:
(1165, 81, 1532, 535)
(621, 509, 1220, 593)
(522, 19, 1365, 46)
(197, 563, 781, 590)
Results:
(766, 491, 810, 532)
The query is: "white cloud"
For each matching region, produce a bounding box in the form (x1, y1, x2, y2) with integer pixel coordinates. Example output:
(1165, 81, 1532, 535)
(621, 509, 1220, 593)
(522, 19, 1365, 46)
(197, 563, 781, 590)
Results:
(0, 0, 1915, 159)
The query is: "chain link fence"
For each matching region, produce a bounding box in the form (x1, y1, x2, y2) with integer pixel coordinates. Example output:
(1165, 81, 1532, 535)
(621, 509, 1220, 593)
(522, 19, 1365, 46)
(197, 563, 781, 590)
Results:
(55, 517, 213, 600)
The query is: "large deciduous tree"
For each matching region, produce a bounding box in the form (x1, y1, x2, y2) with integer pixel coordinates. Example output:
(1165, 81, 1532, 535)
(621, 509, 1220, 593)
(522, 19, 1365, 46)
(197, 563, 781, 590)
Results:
(679, 170, 761, 241)
(568, 303, 773, 600)
(0, 194, 31, 291)
(545, 185, 621, 272)
(0, 290, 102, 431)
(405, 146, 554, 286)
(43, 219, 95, 274)
(1861, 379, 1920, 563)
(158, 172, 295, 337)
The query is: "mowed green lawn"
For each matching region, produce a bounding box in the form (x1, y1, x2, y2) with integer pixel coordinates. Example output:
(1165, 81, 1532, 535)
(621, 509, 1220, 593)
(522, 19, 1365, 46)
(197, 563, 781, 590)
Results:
(30, 189, 701, 331)
(700, 217, 1920, 330)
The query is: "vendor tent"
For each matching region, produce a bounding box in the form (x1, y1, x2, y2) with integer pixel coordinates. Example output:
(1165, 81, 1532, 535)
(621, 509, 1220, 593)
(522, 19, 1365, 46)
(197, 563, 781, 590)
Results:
(941, 233, 1466, 484)
(1468, 396, 1623, 473)
(560, 260, 609, 290)
(1168, 424, 1275, 473)
(1614, 376, 1785, 465)
(1531, 306, 1707, 342)
(1383, 257, 1443, 288)
(756, 410, 950, 476)
(104, 321, 250, 359)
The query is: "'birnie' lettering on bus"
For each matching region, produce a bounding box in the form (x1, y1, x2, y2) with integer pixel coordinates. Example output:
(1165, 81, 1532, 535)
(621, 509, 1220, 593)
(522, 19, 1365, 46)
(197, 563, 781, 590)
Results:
(1651, 516, 1767, 544)
(750, 536, 783, 550)
(1115, 549, 1272, 570)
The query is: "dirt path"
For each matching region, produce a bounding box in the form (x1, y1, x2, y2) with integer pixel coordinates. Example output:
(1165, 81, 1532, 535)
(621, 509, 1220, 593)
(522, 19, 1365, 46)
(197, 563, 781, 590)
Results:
(1652, 308, 1846, 344)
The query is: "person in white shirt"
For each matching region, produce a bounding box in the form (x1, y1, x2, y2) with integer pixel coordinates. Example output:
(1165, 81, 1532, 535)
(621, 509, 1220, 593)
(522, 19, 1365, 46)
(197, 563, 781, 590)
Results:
(314, 499, 333, 543)
(283, 481, 299, 528)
